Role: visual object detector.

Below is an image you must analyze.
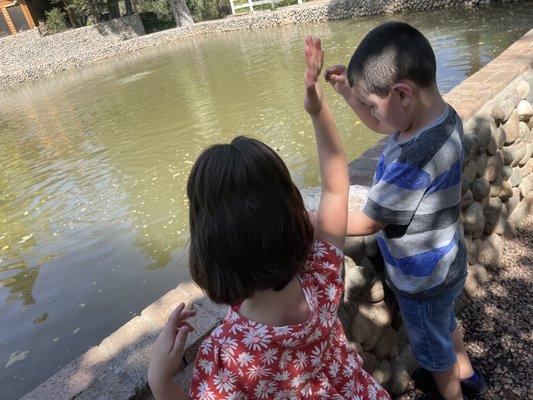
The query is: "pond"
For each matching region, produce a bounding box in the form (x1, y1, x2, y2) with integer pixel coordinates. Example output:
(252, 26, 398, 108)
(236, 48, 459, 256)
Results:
(1, 4, 532, 399)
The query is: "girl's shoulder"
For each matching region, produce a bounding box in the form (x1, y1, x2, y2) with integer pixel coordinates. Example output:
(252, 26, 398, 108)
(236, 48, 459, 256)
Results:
(303, 240, 344, 275)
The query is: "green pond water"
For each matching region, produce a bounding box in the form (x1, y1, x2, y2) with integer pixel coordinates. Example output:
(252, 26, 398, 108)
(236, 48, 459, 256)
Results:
(1, 4, 532, 399)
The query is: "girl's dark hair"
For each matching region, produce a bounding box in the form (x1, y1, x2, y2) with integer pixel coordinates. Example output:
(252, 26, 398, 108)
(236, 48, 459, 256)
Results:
(187, 136, 314, 305)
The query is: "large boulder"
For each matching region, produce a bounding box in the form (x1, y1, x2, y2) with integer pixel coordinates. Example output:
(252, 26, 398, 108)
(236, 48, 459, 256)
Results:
(516, 80, 531, 100)
(389, 344, 418, 395)
(502, 110, 520, 145)
(462, 160, 477, 190)
(462, 202, 485, 238)
(517, 100, 533, 122)
(475, 152, 488, 178)
(344, 256, 376, 303)
(372, 326, 399, 359)
(508, 167, 522, 188)
(344, 236, 366, 263)
(372, 359, 392, 389)
(483, 197, 502, 235)
(477, 233, 503, 267)
(495, 99, 515, 123)
(366, 279, 385, 303)
(472, 178, 490, 201)
(509, 194, 532, 229)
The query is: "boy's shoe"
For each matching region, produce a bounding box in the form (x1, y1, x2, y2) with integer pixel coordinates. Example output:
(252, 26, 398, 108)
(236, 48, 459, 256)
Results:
(412, 367, 487, 399)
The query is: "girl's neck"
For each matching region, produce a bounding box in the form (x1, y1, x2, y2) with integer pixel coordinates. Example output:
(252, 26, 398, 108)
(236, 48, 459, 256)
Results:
(238, 276, 310, 327)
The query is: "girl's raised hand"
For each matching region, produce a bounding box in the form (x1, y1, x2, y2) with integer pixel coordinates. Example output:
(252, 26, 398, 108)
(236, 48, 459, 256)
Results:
(304, 36, 325, 115)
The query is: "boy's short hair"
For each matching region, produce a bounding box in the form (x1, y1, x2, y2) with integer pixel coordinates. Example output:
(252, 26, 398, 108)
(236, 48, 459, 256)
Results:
(347, 21, 437, 97)
(187, 136, 314, 305)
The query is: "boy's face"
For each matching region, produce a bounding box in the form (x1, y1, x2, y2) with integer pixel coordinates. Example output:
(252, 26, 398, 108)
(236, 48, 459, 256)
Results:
(355, 85, 413, 133)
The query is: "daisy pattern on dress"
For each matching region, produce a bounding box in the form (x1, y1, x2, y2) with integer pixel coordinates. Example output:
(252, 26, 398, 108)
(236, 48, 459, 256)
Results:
(189, 241, 391, 400)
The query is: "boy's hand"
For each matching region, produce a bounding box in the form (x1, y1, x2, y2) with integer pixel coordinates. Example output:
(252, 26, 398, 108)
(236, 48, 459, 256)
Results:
(324, 64, 351, 98)
(304, 36, 324, 115)
(148, 303, 196, 388)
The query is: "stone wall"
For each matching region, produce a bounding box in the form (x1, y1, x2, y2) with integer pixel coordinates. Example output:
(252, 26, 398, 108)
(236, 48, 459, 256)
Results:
(0, 0, 525, 90)
(0, 14, 145, 88)
(20, 28, 533, 400)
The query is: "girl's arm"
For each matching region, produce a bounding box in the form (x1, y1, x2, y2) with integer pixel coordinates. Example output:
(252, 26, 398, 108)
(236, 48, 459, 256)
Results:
(304, 37, 349, 250)
(148, 303, 195, 400)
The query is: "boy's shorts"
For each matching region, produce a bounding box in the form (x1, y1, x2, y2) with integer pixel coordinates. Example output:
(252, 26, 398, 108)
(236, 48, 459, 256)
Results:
(394, 277, 466, 372)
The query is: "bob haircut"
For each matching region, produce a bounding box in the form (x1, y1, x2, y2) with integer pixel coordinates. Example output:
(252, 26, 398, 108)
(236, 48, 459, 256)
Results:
(187, 136, 314, 305)
(347, 21, 437, 97)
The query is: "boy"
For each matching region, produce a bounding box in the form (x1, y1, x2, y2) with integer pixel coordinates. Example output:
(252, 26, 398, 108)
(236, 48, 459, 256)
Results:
(325, 22, 486, 400)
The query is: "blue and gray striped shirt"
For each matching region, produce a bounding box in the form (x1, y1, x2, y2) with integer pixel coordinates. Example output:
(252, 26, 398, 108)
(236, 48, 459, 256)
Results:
(363, 105, 467, 297)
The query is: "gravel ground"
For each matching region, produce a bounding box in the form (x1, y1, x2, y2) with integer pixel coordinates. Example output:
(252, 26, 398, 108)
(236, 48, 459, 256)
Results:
(400, 215, 533, 400)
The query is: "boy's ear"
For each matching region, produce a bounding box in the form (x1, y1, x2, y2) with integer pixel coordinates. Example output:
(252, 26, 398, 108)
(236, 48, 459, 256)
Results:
(391, 82, 412, 106)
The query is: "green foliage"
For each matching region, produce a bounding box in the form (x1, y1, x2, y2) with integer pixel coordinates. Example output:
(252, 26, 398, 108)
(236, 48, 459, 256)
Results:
(45, 8, 68, 34)
(186, 0, 227, 21)
(137, 0, 174, 19)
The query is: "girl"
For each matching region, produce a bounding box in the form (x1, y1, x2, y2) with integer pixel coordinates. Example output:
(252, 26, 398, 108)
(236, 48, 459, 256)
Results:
(148, 36, 391, 400)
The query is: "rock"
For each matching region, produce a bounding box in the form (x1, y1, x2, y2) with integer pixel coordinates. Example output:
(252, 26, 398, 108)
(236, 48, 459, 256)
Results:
(461, 189, 473, 209)
(502, 110, 520, 145)
(464, 133, 480, 161)
(466, 235, 480, 263)
(498, 180, 513, 202)
(461, 160, 477, 190)
(344, 236, 365, 263)
(360, 349, 378, 374)
(518, 143, 532, 167)
(517, 101, 532, 122)
(477, 233, 503, 267)
(472, 178, 490, 201)
(502, 146, 515, 166)
(508, 167, 522, 187)
(464, 270, 479, 298)
(494, 213, 509, 236)
(491, 103, 505, 122)
(520, 159, 533, 178)
(519, 121, 531, 141)
(390, 345, 419, 395)
(472, 117, 492, 153)
(366, 279, 384, 303)
(502, 165, 513, 181)
(497, 99, 515, 123)
(462, 202, 485, 237)
(480, 195, 489, 209)
(511, 141, 527, 167)
(364, 234, 378, 258)
(521, 175, 533, 197)
(372, 359, 392, 388)
(350, 309, 376, 345)
(356, 301, 393, 351)
(372, 326, 399, 359)
(338, 304, 353, 335)
(490, 173, 502, 197)
(516, 80, 531, 100)
(506, 188, 520, 215)
(483, 155, 501, 183)
(484, 197, 502, 235)
(509, 196, 532, 229)
(475, 152, 488, 178)
(344, 256, 376, 303)
(493, 126, 506, 149)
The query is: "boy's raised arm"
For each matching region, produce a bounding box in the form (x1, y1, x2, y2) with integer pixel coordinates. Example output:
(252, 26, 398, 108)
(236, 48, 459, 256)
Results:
(304, 36, 349, 250)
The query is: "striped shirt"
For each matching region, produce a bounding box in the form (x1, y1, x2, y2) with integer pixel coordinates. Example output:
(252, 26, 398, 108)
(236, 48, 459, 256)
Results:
(363, 104, 467, 297)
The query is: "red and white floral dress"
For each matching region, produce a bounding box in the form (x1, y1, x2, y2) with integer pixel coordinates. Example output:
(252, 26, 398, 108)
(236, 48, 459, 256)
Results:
(189, 241, 391, 400)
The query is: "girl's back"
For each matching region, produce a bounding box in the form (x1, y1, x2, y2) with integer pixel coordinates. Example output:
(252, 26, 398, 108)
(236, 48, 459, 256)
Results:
(190, 241, 388, 400)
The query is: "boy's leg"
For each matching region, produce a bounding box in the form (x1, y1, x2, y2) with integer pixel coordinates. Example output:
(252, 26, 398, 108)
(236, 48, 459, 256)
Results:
(431, 362, 462, 400)
(450, 326, 474, 379)
(395, 278, 466, 400)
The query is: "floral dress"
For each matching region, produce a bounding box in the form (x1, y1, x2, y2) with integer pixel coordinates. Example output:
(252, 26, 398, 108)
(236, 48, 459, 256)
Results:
(189, 241, 391, 400)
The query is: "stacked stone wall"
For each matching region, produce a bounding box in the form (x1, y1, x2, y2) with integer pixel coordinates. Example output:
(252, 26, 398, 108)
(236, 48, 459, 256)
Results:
(0, 0, 526, 90)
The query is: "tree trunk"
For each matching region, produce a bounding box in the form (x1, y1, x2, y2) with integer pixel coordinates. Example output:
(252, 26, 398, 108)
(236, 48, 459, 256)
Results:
(124, 0, 134, 15)
(168, 0, 194, 26)
(107, 0, 120, 18)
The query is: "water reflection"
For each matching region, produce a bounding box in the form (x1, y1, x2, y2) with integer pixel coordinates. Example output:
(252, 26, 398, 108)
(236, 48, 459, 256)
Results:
(0, 4, 532, 399)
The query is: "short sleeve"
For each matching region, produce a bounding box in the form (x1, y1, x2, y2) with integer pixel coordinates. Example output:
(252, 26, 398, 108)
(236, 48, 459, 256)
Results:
(363, 161, 431, 225)
(303, 241, 345, 307)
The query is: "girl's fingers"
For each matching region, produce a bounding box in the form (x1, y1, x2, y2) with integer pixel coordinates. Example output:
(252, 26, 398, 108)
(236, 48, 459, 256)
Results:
(176, 310, 196, 321)
(164, 303, 185, 333)
(315, 38, 324, 72)
(171, 326, 192, 357)
(176, 321, 196, 331)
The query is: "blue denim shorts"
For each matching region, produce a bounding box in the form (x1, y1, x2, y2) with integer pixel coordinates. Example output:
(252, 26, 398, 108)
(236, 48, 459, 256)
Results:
(394, 277, 466, 372)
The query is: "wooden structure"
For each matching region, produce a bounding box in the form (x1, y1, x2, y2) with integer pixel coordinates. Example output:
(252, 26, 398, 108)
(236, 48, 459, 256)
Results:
(229, 0, 303, 15)
(0, 0, 37, 36)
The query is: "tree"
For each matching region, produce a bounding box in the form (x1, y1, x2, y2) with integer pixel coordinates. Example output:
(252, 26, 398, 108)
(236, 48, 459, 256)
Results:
(168, 0, 194, 26)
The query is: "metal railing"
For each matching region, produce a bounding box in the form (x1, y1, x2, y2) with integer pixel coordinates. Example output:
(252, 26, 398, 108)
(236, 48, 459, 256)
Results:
(229, 0, 303, 15)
